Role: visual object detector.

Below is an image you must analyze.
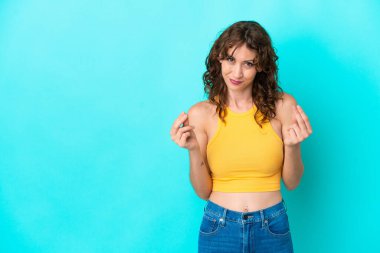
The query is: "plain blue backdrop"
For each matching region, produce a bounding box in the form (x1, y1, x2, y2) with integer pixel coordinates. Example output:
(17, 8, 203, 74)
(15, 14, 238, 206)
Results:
(1, 1, 379, 252)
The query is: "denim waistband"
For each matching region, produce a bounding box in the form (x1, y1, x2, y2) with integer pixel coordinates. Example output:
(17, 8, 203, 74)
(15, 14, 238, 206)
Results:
(203, 198, 287, 224)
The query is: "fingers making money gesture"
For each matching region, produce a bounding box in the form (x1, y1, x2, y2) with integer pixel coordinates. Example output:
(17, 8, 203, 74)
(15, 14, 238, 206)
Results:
(170, 112, 198, 150)
(282, 105, 313, 147)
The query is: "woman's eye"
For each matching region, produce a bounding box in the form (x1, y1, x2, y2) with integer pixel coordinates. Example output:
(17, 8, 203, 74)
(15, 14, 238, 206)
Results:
(226, 57, 234, 62)
(246, 62, 254, 67)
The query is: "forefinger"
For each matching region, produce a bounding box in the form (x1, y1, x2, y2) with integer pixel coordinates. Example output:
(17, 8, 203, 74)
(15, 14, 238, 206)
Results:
(170, 112, 187, 136)
(296, 105, 313, 133)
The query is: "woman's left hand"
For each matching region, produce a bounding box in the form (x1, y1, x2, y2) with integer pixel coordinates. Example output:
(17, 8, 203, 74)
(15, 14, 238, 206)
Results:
(282, 105, 313, 148)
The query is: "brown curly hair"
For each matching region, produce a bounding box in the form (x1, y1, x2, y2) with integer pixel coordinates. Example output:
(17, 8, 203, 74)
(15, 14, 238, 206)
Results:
(203, 20, 284, 128)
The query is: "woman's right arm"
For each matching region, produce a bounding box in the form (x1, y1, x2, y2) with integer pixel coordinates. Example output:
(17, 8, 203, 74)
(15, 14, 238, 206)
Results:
(170, 102, 212, 200)
(187, 103, 213, 200)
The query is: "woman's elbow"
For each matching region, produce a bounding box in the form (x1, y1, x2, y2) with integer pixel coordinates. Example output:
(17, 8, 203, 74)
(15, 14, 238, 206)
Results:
(284, 179, 301, 191)
(197, 191, 211, 200)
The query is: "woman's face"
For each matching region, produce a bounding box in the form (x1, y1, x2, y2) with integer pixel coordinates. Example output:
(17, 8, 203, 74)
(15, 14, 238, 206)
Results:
(219, 43, 261, 90)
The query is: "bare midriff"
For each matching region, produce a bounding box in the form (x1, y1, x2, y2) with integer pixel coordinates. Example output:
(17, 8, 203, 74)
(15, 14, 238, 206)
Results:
(208, 190, 283, 212)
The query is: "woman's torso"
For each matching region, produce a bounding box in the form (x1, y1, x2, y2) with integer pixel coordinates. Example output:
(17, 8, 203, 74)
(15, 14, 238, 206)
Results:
(204, 101, 284, 212)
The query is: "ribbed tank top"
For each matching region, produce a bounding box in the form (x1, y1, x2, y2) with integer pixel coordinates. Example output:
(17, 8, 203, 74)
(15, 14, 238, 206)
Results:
(206, 104, 284, 192)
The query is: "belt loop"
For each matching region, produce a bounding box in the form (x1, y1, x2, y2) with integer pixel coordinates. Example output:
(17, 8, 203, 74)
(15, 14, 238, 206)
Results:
(282, 198, 287, 212)
(260, 209, 265, 228)
(204, 200, 209, 212)
(219, 208, 227, 227)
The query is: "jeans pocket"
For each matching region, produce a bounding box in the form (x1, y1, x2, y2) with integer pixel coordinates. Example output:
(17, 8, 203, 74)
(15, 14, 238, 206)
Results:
(199, 212, 219, 235)
(265, 211, 291, 237)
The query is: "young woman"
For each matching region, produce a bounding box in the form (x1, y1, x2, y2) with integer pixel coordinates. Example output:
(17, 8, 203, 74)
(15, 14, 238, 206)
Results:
(170, 20, 312, 253)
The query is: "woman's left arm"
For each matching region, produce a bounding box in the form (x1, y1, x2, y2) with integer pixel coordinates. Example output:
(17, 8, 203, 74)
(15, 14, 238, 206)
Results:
(279, 94, 313, 190)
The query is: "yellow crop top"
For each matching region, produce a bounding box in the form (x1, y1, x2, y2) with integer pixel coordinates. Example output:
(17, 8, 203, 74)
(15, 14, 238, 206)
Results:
(206, 104, 284, 192)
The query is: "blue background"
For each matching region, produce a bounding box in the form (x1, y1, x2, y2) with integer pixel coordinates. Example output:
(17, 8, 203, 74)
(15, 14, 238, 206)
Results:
(1, 0, 379, 252)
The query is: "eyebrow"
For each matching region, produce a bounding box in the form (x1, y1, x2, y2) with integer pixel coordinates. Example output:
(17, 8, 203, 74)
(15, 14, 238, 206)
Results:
(227, 55, 256, 63)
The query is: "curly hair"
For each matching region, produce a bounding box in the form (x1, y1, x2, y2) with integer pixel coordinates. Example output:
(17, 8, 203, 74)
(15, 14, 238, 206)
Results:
(203, 20, 284, 128)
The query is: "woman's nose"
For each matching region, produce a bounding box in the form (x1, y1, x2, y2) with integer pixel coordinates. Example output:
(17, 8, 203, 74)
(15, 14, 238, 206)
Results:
(232, 65, 243, 78)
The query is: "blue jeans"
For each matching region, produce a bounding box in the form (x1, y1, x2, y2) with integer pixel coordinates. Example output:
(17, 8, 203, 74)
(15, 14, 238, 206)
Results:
(198, 198, 294, 253)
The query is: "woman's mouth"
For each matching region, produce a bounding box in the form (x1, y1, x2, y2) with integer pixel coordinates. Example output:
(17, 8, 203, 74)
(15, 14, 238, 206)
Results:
(230, 79, 243, 85)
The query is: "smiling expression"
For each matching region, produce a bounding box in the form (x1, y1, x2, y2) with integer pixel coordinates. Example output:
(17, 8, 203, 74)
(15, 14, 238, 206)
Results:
(219, 43, 262, 90)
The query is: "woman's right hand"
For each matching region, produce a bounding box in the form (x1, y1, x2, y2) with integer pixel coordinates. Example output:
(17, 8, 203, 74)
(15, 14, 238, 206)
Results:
(170, 112, 199, 151)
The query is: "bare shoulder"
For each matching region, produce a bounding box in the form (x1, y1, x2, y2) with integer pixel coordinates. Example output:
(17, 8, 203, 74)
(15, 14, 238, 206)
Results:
(276, 92, 297, 109)
(275, 92, 298, 125)
(187, 100, 214, 132)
